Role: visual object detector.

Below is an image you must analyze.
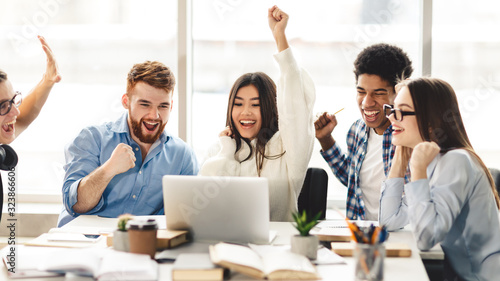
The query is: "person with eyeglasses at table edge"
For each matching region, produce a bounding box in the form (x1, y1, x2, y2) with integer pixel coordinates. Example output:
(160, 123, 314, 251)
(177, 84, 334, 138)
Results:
(379, 77, 500, 281)
(314, 44, 413, 221)
(0, 35, 62, 223)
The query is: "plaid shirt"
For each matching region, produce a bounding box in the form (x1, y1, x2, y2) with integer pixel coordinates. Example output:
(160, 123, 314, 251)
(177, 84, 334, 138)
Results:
(321, 119, 398, 220)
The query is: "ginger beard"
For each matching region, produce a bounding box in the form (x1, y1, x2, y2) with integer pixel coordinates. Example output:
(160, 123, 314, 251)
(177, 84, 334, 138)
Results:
(129, 112, 166, 144)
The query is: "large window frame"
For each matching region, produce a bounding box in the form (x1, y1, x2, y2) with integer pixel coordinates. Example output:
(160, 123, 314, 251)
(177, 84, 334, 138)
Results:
(5, 0, 500, 205)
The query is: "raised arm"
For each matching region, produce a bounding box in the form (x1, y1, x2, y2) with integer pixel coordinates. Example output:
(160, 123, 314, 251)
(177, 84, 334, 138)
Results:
(268, 6, 289, 52)
(269, 6, 316, 191)
(16, 35, 61, 136)
(315, 112, 338, 152)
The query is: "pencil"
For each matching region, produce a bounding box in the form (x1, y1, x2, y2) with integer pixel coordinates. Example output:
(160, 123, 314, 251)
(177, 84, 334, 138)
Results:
(334, 108, 344, 115)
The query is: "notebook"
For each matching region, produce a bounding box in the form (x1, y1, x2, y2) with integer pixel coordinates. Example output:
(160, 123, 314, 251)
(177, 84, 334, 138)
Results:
(162, 175, 270, 244)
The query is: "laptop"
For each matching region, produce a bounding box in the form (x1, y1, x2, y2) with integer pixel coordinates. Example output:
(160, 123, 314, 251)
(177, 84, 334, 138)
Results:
(162, 175, 270, 244)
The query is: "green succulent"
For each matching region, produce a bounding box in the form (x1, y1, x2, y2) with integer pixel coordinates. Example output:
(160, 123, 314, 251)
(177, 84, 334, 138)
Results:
(292, 210, 322, 236)
(117, 214, 134, 231)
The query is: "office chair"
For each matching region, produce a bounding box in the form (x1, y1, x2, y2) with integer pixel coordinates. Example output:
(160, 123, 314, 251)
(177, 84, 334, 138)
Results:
(488, 168, 500, 194)
(298, 167, 328, 220)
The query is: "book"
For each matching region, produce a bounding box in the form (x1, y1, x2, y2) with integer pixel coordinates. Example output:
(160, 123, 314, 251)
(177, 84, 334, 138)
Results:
(209, 242, 319, 280)
(106, 229, 189, 250)
(1, 245, 64, 279)
(37, 248, 158, 280)
(330, 242, 412, 257)
(23, 228, 108, 248)
(172, 253, 226, 281)
(310, 220, 379, 242)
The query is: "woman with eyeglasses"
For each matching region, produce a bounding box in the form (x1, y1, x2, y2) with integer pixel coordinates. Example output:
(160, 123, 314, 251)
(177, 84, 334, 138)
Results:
(379, 77, 500, 280)
(0, 35, 61, 222)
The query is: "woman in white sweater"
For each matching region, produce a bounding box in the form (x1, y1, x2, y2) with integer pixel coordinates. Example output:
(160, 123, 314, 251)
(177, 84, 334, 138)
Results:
(200, 6, 316, 221)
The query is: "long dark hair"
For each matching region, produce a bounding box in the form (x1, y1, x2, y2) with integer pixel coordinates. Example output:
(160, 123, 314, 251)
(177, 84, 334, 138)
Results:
(226, 72, 284, 176)
(403, 77, 500, 209)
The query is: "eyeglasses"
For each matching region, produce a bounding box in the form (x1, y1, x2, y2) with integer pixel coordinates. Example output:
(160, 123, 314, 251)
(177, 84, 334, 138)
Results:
(0, 92, 22, 116)
(383, 104, 416, 121)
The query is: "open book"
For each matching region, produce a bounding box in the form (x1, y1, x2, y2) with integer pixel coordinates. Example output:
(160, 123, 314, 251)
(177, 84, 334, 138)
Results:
(209, 242, 319, 280)
(1, 245, 64, 279)
(37, 248, 158, 281)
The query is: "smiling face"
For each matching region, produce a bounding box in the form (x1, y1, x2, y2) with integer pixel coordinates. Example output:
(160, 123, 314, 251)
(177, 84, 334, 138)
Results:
(122, 82, 172, 145)
(231, 85, 262, 141)
(389, 86, 423, 148)
(0, 80, 20, 144)
(356, 74, 396, 134)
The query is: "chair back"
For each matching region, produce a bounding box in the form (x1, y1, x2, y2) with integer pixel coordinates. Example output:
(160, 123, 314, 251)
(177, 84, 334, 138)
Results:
(298, 167, 328, 220)
(488, 168, 500, 194)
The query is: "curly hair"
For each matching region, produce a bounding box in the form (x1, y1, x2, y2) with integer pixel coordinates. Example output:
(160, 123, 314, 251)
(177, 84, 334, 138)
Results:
(354, 43, 413, 87)
(126, 61, 175, 94)
(0, 69, 7, 83)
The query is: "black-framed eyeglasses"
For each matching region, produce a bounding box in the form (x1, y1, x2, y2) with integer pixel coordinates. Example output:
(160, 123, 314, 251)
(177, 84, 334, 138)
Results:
(0, 92, 22, 116)
(383, 104, 416, 121)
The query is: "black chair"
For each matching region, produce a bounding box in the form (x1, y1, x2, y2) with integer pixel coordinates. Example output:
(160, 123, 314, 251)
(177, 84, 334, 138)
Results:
(298, 167, 328, 220)
(488, 168, 500, 194)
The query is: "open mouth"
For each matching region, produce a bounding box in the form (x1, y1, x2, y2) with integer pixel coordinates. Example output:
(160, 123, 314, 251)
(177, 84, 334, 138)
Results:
(363, 110, 380, 122)
(142, 120, 159, 133)
(392, 126, 404, 134)
(239, 120, 256, 128)
(2, 120, 15, 133)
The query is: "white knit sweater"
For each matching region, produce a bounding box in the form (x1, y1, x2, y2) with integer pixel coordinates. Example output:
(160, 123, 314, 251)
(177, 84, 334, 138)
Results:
(199, 48, 316, 221)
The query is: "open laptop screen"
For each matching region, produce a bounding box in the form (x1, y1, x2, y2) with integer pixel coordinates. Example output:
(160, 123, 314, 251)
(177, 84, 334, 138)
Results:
(162, 175, 270, 244)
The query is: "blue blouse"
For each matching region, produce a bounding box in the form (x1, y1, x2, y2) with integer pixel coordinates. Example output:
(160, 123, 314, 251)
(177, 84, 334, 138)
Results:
(380, 149, 500, 280)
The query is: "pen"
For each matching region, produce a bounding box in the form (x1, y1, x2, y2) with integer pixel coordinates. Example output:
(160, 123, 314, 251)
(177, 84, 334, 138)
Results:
(371, 227, 381, 244)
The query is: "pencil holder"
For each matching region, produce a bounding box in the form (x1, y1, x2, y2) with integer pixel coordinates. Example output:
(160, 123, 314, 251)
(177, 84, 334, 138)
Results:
(353, 242, 385, 281)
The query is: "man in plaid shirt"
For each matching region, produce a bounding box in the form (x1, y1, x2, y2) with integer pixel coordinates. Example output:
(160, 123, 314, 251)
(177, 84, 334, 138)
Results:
(315, 44, 413, 220)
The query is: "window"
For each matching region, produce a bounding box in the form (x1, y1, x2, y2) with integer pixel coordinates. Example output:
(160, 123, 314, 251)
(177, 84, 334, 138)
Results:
(2, 0, 498, 204)
(1, 0, 177, 199)
(192, 0, 419, 200)
(432, 0, 500, 168)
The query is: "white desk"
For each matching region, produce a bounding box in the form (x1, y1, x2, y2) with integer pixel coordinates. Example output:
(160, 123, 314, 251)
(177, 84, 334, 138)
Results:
(1, 215, 430, 280)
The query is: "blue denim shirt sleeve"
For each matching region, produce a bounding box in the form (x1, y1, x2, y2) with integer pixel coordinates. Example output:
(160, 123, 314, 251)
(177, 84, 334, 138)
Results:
(62, 127, 105, 217)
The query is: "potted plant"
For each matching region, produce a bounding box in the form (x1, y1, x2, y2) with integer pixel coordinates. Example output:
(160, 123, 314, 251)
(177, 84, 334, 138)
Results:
(290, 210, 322, 260)
(113, 213, 134, 252)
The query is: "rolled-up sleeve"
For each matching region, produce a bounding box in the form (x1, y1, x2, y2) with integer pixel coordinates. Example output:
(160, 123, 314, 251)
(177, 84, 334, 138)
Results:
(62, 128, 105, 216)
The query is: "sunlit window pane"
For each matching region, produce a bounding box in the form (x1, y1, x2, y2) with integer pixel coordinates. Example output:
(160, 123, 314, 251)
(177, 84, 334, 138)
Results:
(192, 0, 419, 199)
(433, 0, 500, 166)
(0, 0, 177, 195)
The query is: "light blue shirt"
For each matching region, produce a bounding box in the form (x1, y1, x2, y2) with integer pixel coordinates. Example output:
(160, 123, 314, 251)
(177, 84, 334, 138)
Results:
(380, 149, 500, 280)
(58, 113, 199, 227)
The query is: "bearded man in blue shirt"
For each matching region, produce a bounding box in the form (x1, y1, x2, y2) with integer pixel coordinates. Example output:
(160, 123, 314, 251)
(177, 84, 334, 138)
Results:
(58, 61, 199, 227)
(314, 44, 412, 221)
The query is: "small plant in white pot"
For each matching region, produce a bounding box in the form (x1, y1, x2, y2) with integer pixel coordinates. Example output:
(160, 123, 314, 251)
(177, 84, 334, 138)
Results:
(291, 210, 322, 260)
(113, 213, 134, 252)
